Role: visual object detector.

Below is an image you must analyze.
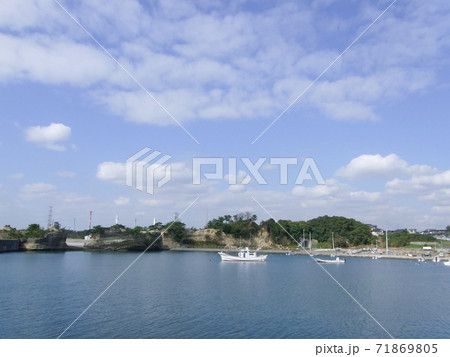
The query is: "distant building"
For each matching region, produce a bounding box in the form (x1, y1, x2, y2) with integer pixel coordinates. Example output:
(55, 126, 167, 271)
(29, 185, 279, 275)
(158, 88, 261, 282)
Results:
(421, 229, 448, 239)
(369, 225, 384, 236)
(421, 229, 447, 235)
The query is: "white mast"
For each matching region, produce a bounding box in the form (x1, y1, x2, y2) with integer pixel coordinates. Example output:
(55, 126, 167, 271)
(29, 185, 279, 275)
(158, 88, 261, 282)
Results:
(309, 232, 312, 253)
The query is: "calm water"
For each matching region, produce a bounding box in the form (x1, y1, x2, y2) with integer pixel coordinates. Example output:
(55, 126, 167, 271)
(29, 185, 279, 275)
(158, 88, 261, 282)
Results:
(0, 251, 449, 339)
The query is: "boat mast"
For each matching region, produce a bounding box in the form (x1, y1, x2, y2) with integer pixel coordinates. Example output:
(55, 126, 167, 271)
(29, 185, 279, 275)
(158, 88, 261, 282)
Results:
(332, 232, 335, 250)
(309, 232, 312, 253)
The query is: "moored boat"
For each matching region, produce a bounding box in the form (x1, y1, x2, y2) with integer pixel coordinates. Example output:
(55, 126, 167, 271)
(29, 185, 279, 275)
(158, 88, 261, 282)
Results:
(315, 256, 346, 264)
(444, 261, 450, 266)
(218, 247, 267, 262)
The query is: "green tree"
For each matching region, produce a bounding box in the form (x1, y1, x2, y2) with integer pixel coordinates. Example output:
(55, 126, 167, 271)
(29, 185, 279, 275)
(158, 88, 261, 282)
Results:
(7, 227, 23, 239)
(306, 216, 372, 247)
(165, 221, 186, 242)
(25, 224, 45, 238)
(91, 225, 106, 236)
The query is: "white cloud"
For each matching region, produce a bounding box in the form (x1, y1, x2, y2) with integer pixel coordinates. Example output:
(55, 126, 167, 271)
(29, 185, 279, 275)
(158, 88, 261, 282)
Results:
(0, 34, 115, 87)
(20, 182, 57, 200)
(1, 0, 448, 127)
(8, 173, 24, 180)
(0, 0, 66, 33)
(336, 153, 434, 180)
(292, 178, 341, 198)
(96, 162, 126, 184)
(114, 196, 130, 206)
(348, 191, 381, 202)
(386, 170, 450, 196)
(25, 123, 71, 151)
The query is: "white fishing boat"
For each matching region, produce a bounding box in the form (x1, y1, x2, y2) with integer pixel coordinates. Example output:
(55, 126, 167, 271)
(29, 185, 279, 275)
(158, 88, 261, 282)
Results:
(315, 256, 346, 264)
(218, 247, 267, 262)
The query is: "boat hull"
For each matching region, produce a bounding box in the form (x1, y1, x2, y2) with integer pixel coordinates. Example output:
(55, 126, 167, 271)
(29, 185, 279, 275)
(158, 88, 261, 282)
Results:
(315, 258, 346, 264)
(218, 252, 267, 262)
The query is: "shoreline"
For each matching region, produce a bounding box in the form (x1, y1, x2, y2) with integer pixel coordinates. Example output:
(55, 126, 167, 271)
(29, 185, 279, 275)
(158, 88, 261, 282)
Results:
(165, 246, 448, 262)
(65, 239, 448, 262)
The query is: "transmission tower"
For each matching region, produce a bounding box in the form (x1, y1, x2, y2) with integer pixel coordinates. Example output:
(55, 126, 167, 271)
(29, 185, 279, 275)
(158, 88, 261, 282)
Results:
(47, 206, 53, 228)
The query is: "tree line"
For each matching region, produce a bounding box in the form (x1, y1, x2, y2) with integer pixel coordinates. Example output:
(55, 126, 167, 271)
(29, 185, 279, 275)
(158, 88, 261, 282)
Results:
(3, 216, 444, 248)
(206, 213, 374, 247)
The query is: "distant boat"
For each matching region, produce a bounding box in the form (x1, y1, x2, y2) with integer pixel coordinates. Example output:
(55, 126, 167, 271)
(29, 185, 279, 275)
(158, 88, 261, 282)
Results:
(315, 256, 346, 264)
(444, 261, 450, 266)
(218, 247, 267, 262)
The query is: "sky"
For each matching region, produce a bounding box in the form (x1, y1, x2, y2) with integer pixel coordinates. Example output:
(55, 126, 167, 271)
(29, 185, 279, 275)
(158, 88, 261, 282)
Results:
(1, 0, 450, 231)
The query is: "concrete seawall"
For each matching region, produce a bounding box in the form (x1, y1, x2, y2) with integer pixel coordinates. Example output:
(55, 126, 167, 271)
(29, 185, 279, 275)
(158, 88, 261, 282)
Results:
(0, 239, 20, 253)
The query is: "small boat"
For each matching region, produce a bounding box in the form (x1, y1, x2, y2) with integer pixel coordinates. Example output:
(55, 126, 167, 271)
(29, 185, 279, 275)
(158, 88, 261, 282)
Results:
(315, 256, 346, 264)
(218, 247, 267, 262)
(444, 261, 450, 266)
(285, 250, 292, 256)
(418, 257, 425, 262)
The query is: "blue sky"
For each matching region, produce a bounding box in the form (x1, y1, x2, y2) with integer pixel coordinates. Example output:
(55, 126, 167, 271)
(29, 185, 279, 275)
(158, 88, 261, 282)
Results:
(1, 0, 450, 231)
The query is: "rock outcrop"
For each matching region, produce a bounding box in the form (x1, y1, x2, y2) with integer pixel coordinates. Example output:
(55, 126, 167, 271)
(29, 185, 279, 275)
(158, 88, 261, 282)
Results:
(163, 228, 273, 249)
(20, 232, 68, 251)
(84, 234, 162, 251)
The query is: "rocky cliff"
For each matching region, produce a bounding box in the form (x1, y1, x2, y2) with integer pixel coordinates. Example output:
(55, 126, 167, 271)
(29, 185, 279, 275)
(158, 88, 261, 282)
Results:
(84, 234, 162, 251)
(163, 228, 273, 248)
(20, 232, 68, 251)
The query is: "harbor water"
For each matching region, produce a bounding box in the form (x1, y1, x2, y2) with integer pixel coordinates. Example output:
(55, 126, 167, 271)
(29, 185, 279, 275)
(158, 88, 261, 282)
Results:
(0, 251, 449, 339)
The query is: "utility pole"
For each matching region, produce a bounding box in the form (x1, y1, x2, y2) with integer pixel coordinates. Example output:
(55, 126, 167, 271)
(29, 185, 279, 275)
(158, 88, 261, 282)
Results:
(386, 229, 389, 253)
(88, 211, 92, 230)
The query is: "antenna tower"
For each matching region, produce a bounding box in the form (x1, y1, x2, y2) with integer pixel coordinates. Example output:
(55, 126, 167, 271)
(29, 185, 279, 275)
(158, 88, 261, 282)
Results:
(47, 206, 53, 228)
